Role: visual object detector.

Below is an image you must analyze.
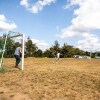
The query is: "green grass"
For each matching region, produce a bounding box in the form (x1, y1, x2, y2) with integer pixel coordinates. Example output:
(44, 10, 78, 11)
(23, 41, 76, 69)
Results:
(0, 67, 18, 73)
(0, 68, 8, 73)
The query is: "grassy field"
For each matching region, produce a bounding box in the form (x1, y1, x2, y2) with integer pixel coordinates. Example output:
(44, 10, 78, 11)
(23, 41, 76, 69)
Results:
(0, 58, 100, 100)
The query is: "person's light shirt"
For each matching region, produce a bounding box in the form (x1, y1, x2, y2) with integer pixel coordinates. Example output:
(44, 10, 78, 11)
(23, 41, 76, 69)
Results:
(14, 47, 21, 56)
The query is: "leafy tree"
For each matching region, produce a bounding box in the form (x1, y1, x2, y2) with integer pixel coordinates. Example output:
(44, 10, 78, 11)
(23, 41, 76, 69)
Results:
(61, 43, 85, 58)
(44, 49, 54, 58)
(0, 34, 16, 58)
(84, 51, 90, 56)
(62, 44, 74, 57)
(34, 49, 43, 57)
(61, 43, 68, 58)
(25, 37, 38, 57)
(5, 38, 15, 57)
(52, 40, 60, 53)
(73, 48, 85, 55)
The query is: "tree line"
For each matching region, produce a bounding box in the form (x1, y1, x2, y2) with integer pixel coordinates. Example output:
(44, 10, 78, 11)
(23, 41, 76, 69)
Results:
(0, 35, 100, 58)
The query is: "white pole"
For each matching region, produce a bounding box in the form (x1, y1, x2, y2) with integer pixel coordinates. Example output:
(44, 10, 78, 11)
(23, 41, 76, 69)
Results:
(21, 34, 25, 70)
(90, 51, 92, 61)
(0, 34, 8, 68)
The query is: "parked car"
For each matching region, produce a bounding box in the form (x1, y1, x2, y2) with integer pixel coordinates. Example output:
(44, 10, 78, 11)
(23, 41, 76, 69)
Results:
(95, 56, 100, 59)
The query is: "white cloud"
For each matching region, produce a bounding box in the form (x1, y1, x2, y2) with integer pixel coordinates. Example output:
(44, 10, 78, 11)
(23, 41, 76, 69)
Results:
(59, 26, 82, 38)
(0, 15, 6, 21)
(77, 33, 100, 51)
(20, 0, 56, 13)
(60, 0, 100, 38)
(0, 15, 17, 32)
(59, 0, 100, 51)
(72, 0, 100, 30)
(20, 0, 29, 7)
(32, 38, 49, 51)
(63, 0, 84, 9)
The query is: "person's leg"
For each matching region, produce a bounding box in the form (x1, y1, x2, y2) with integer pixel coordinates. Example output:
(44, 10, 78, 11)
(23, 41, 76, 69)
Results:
(17, 56, 20, 66)
(56, 57, 59, 63)
(16, 55, 20, 67)
(14, 55, 17, 67)
(14, 55, 20, 67)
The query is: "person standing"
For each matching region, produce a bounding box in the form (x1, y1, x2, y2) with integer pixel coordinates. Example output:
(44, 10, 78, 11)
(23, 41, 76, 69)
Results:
(56, 52, 60, 63)
(14, 44, 22, 68)
(53, 51, 61, 63)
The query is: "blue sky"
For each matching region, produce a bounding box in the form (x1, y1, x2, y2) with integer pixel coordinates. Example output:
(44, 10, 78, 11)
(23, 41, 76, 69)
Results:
(0, 0, 100, 51)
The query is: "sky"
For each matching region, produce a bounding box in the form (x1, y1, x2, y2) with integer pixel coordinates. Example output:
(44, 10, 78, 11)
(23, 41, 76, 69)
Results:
(0, 0, 100, 52)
